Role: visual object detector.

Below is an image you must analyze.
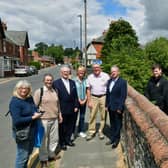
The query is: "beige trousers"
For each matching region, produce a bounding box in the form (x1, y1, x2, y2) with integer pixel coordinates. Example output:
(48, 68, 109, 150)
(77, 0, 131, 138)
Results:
(88, 95, 106, 135)
(39, 119, 58, 161)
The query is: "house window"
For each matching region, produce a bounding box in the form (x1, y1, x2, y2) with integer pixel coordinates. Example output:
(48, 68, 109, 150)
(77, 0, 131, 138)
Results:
(3, 41, 6, 53)
(4, 58, 11, 71)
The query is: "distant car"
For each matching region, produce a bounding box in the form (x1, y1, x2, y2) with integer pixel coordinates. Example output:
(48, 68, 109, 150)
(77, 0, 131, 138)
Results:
(29, 66, 38, 75)
(14, 65, 31, 77)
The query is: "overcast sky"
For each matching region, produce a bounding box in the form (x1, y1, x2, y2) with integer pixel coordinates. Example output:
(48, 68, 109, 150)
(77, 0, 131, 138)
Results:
(0, 0, 167, 49)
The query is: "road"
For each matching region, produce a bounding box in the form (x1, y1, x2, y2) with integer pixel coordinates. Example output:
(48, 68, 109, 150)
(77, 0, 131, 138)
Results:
(0, 65, 123, 168)
(0, 66, 60, 168)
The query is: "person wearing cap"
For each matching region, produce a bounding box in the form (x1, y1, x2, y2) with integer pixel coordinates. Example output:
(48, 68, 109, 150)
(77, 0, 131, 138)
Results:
(86, 63, 109, 141)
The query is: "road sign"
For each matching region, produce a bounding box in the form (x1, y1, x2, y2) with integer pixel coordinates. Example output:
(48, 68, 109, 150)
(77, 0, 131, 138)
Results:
(92, 59, 102, 65)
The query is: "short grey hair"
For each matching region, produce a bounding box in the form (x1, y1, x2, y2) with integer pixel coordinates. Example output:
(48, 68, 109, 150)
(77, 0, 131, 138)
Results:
(60, 64, 71, 72)
(13, 80, 32, 98)
(111, 65, 120, 72)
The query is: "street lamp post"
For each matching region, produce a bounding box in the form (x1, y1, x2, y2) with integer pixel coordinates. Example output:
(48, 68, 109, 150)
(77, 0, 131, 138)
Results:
(77, 14, 82, 52)
(78, 14, 82, 64)
(84, 0, 87, 67)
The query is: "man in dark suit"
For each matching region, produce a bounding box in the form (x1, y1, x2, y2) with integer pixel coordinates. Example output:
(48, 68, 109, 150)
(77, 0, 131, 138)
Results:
(53, 65, 79, 150)
(105, 65, 127, 148)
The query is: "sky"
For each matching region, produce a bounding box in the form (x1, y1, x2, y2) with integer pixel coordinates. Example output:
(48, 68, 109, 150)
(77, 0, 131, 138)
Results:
(0, 0, 168, 49)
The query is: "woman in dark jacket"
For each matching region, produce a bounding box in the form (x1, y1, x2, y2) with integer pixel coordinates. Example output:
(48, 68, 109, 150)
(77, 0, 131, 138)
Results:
(9, 80, 42, 168)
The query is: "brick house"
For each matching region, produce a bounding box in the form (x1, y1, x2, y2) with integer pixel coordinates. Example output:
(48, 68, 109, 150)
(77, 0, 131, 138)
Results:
(86, 31, 106, 65)
(5, 30, 30, 65)
(0, 21, 30, 77)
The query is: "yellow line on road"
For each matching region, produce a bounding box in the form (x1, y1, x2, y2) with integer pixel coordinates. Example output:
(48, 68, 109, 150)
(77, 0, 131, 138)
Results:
(0, 78, 16, 84)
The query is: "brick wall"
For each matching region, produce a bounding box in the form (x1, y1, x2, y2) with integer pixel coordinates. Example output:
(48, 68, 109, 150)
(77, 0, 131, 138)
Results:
(121, 85, 168, 168)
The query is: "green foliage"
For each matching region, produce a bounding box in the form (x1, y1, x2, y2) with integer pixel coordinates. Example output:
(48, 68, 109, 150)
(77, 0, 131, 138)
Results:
(102, 19, 138, 57)
(101, 19, 152, 93)
(34, 42, 48, 56)
(46, 45, 64, 63)
(145, 37, 168, 75)
(64, 47, 80, 58)
(28, 61, 41, 70)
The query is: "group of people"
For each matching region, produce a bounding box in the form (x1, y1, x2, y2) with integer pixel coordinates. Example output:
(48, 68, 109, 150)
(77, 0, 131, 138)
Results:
(9, 63, 128, 168)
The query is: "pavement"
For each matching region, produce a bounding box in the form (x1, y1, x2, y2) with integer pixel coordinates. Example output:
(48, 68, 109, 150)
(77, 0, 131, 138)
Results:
(28, 114, 125, 168)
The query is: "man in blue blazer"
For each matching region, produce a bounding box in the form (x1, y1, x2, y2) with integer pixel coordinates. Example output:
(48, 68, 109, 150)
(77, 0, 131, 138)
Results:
(105, 65, 127, 148)
(53, 65, 79, 150)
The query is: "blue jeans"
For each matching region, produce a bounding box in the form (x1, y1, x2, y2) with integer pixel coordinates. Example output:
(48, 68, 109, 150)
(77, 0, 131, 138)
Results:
(14, 127, 35, 168)
(78, 103, 86, 133)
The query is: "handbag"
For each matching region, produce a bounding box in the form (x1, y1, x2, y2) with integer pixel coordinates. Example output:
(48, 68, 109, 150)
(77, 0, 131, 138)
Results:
(34, 119, 44, 147)
(13, 124, 31, 143)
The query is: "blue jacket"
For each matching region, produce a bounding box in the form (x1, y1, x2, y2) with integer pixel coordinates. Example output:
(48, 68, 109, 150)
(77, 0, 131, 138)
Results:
(9, 96, 37, 128)
(52, 78, 79, 114)
(106, 77, 127, 112)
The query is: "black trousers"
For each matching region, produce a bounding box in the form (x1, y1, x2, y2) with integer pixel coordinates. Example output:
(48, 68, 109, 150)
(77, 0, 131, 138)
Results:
(108, 110, 123, 143)
(59, 113, 76, 146)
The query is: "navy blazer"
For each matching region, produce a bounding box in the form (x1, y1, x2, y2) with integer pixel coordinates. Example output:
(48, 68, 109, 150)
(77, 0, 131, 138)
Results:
(105, 77, 127, 112)
(52, 78, 79, 114)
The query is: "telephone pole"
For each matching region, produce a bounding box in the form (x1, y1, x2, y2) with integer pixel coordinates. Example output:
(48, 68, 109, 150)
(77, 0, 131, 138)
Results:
(84, 0, 87, 67)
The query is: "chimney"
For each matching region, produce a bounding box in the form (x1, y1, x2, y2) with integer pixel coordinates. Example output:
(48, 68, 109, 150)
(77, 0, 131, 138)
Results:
(102, 30, 107, 35)
(2, 21, 7, 31)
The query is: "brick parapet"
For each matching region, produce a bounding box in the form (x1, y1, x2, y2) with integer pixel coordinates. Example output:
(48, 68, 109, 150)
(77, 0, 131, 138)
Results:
(122, 85, 168, 168)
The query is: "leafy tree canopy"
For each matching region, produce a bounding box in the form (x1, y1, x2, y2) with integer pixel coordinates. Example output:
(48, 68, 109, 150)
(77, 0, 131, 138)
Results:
(145, 37, 168, 76)
(101, 19, 151, 93)
(34, 42, 48, 56)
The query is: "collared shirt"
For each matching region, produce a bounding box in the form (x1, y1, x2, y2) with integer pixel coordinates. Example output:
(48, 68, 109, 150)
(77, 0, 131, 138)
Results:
(74, 77, 87, 100)
(87, 72, 110, 95)
(61, 78, 70, 94)
(109, 77, 118, 92)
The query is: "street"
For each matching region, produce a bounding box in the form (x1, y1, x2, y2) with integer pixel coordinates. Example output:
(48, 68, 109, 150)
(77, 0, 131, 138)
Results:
(0, 66, 59, 168)
(0, 65, 122, 168)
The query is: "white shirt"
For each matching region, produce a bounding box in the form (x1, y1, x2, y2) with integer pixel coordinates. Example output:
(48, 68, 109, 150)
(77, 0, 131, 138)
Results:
(109, 77, 118, 92)
(87, 72, 110, 95)
(61, 78, 70, 94)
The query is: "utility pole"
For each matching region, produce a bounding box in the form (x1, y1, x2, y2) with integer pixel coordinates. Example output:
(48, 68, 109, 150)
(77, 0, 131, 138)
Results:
(78, 14, 82, 52)
(84, 0, 87, 67)
(78, 14, 82, 64)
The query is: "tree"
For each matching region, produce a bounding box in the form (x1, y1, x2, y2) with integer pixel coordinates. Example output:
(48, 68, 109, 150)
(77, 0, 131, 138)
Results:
(102, 19, 139, 58)
(101, 19, 151, 93)
(145, 37, 168, 75)
(46, 45, 64, 63)
(34, 42, 48, 56)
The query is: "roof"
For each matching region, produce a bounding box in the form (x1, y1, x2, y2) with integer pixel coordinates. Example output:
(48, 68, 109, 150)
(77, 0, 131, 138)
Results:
(92, 34, 105, 43)
(4, 30, 30, 48)
(0, 19, 5, 38)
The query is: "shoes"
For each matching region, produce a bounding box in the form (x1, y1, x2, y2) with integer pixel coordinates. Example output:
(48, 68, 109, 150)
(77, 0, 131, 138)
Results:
(71, 133, 75, 141)
(40, 161, 48, 168)
(86, 133, 95, 141)
(48, 155, 61, 162)
(105, 140, 112, 145)
(112, 141, 119, 149)
(66, 141, 75, 147)
(61, 144, 67, 151)
(98, 132, 104, 140)
(79, 132, 86, 138)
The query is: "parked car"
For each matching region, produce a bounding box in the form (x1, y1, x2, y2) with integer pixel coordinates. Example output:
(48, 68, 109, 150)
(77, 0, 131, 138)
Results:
(14, 65, 32, 77)
(29, 66, 38, 75)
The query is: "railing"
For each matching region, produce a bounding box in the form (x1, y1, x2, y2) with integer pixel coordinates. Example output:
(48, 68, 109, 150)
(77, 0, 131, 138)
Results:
(121, 85, 168, 168)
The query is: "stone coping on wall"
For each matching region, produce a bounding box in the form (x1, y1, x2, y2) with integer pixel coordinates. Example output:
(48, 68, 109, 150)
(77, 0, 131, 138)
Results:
(125, 85, 168, 168)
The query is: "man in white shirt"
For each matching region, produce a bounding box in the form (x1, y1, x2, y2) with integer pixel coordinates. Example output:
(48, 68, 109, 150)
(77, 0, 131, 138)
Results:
(86, 64, 109, 140)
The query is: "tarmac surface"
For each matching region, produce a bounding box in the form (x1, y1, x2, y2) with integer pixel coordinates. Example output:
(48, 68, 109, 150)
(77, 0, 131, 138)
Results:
(0, 74, 124, 168)
(28, 113, 124, 168)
